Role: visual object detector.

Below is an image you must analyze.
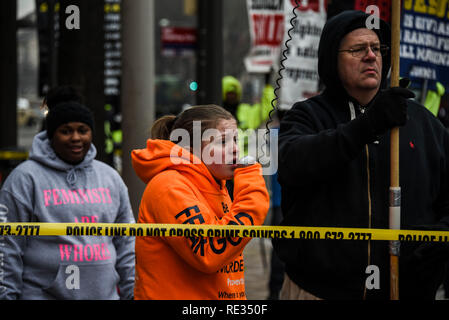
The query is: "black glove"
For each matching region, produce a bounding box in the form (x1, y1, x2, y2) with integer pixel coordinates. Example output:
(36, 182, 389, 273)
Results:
(364, 78, 415, 136)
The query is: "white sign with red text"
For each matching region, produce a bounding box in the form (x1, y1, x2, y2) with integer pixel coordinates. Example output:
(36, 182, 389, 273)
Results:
(245, 0, 285, 73)
(278, 0, 326, 110)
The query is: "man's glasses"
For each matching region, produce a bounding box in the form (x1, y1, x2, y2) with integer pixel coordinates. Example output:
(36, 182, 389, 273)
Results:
(339, 44, 389, 58)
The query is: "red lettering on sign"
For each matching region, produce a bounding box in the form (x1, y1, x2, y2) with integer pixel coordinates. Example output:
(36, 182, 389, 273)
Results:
(252, 14, 284, 46)
(290, 0, 324, 12)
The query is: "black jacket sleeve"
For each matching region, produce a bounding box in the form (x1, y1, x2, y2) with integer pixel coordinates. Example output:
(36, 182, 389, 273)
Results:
(434, 128, 449, 224)
(278, 101, 377, 188)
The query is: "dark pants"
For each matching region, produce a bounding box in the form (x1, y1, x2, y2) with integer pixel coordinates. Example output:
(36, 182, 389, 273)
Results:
(444, 262, 449, 298)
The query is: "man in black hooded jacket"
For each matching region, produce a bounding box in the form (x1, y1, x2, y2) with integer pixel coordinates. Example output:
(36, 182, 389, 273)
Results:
(273, 10, 449, 300)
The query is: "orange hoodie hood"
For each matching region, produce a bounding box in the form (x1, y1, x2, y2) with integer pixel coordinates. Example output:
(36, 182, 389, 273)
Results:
(131, 139, 226, 192)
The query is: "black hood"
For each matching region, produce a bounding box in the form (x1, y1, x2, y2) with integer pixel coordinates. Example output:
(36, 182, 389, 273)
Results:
(318, 10, 391, 101)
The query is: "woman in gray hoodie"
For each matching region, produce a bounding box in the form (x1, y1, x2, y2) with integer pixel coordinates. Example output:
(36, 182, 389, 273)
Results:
(0, 87, 135, 299)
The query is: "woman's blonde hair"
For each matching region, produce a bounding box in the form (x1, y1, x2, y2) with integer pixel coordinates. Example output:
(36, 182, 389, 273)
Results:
(150, 105, 235, 147)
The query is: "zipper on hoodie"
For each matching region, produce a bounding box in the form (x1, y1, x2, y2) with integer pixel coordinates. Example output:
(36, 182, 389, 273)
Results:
(362, 144, 373, 300)
(349, 102, 373, 299)
(360, 106, 372, 300)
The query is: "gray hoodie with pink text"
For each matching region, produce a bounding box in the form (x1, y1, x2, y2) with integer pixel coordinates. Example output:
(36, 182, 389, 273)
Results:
(0, 131, 135, 300)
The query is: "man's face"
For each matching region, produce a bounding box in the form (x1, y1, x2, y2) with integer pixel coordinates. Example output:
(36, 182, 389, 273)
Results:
(338, 28, 383, 97)
(51, 122, 92, 165)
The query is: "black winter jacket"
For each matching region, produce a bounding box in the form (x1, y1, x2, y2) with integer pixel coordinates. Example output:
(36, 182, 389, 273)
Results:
(274, 88, 449, 300)
(273, 10, 449, 300)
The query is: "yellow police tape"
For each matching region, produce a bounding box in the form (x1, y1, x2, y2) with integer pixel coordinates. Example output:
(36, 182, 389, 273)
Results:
(0, 151, 28, 161)
(1, 223, 449, 242)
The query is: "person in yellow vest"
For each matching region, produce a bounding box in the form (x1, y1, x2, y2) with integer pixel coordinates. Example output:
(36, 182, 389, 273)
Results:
(222, 75, 273, 157)
(424, 81, 445, 117)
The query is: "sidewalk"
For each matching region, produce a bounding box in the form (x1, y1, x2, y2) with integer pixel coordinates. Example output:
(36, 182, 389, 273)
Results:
(243, 238, 272, 300)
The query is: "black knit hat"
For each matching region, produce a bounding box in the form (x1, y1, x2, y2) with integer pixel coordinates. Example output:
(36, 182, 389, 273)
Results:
(46, 101, 95, 139)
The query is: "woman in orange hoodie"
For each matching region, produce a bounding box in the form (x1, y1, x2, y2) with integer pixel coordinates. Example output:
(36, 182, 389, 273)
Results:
(131, 105, 269, 300)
